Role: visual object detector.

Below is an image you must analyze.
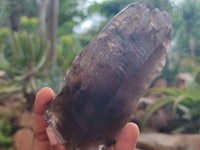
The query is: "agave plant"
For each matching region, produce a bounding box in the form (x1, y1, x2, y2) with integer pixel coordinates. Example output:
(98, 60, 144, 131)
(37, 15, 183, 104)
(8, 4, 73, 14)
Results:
(0, 31, 49, 110)
(140, 75, 200, 134)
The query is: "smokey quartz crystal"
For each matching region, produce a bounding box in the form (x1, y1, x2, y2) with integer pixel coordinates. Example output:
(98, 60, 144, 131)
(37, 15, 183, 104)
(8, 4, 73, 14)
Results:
(43, 3, 172, 150)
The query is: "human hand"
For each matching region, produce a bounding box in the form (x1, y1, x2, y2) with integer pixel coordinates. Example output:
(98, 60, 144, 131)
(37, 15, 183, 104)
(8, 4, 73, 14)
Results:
(33, 87, 66, 150)
(33, 87, 139, 150)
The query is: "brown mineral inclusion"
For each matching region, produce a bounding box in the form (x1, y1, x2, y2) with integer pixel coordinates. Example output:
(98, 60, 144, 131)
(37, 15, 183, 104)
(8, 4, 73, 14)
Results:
(43, 3, 172, 150)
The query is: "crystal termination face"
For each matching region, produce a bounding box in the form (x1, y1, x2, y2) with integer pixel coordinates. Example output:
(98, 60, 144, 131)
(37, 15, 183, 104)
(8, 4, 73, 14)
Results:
(43, 3, 172, 150)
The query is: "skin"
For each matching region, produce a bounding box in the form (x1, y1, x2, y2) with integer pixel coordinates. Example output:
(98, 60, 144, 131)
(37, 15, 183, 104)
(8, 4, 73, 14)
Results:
(33, 87, 140, 150)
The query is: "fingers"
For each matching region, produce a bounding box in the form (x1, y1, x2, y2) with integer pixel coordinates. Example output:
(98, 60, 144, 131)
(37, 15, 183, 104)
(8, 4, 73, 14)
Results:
(114, 123, 139, 150)
(34, 87, 139, 150)
(33, 87, 66, 150)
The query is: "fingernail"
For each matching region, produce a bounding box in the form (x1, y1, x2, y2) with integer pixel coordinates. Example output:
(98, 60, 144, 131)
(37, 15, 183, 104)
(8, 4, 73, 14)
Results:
(46, 126, 58, 145)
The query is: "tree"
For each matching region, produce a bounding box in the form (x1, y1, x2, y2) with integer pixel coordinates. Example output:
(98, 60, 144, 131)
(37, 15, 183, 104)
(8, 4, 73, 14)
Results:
(57, 0, 87, 35)
(48, 0, 59, 62)
(166, 0, 200, 59)
(35, 0, 50, 33)
(178, 0, 200, 57)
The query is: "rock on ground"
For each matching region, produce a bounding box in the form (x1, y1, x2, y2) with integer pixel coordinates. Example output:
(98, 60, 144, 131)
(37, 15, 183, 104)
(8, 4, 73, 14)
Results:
(174, 73, 192, 90)
(18, 113, 34, 128)
(0, 70, 7, 79)
(137, 132, 200, 150)
(13, 128, 33, 150)
(130, 97, 173, 132)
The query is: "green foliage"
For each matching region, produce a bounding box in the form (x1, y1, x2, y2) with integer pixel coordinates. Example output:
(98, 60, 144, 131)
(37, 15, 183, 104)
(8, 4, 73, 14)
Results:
(19, 16, 38, 32)
(58, 0, 87, 35)
(0, 28, 10, 40)
(1, 31, 49, 75)
(2, 0, 37, 30)
(0, 27, 11, 53)
(171, 0, 200, 57)
(140, 97, 174, 131)
(178, 57, 200, 73)
(37, 65, 61, 93)
(57, 35, 79, 71)
(0, 117, 12, 148)
(160, 58, 180, 86)
(20, 16, 29, 26)
(195, 69, 200, 84)
(140, 0, 172, 11)
(0, 31, 49, 109)
(94, 0, 138, 19)
(48, 65, 61, 93)
(160, 0, 200, 84)
(141, 76, 200, 133)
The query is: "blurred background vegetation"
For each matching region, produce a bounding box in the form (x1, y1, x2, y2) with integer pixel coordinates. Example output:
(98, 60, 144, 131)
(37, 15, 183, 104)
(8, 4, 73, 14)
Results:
(0, 0, 200, 149)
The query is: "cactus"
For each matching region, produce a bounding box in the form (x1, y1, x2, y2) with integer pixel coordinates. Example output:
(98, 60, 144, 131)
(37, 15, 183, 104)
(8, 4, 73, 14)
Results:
(0, 31, 49, 110)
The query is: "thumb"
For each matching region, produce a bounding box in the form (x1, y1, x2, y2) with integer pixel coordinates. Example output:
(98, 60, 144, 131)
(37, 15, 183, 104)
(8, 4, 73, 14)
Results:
(46, 127, 66, 150)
